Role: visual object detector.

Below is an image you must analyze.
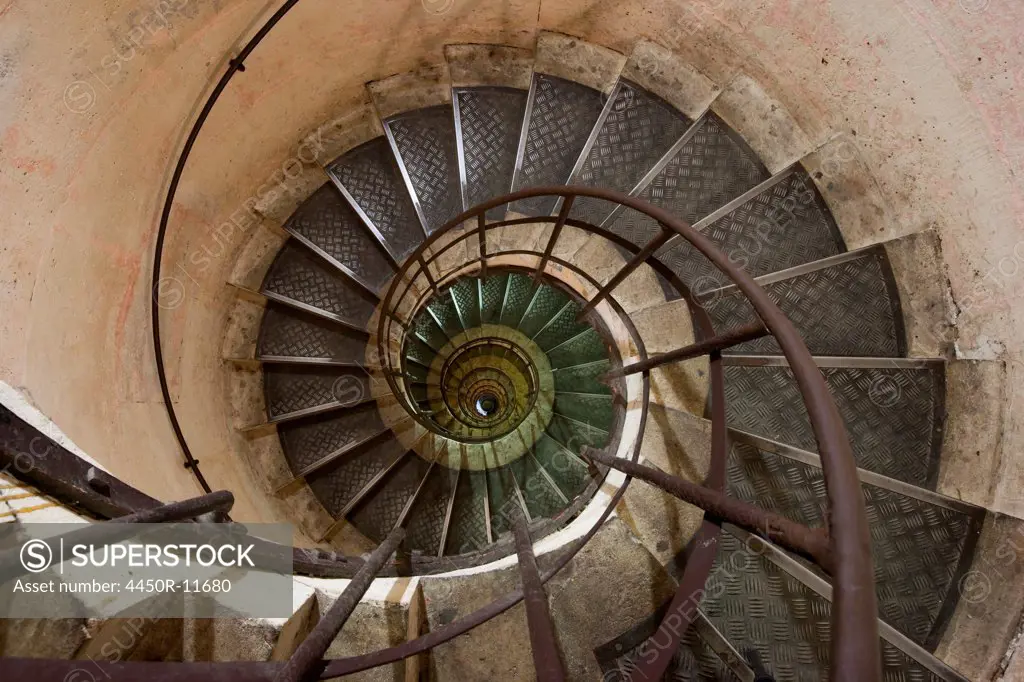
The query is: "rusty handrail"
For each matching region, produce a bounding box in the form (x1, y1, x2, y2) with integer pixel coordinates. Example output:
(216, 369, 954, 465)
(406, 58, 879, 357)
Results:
(377, 185, 880, 682)
(6, 184, 880, 681)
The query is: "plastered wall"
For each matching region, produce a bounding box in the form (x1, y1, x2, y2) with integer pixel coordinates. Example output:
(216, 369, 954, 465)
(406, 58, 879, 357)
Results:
(1, 0, 1022, 522)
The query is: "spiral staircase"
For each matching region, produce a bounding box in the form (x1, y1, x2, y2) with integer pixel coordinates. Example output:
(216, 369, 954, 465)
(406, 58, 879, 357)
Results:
(1, 22, 1019, 682)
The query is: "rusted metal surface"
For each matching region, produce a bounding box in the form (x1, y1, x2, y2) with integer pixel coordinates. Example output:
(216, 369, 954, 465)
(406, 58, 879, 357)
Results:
(512, 507, 567, 682)
(274, 527, 406, 682)
(607, 320, 769, 378)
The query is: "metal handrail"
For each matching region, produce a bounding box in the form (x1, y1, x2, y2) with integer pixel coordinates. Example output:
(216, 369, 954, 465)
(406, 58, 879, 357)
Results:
(121, 0, 875, 670)
(3, 187, 880, 681)
(376, 185, 881, 682)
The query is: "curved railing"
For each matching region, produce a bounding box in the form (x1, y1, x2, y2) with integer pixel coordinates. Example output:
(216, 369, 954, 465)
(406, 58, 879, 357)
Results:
(4, 183, 881, 681)
(29, 0, 879, 677)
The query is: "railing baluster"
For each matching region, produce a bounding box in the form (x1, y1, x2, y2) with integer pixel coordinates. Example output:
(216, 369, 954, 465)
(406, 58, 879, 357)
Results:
(511, 507, 566, 682)
(418, 254, 439, 295)
(533, 195, 575, 281)
(478, 212, 488, 280)
(275, 526, 406, 682)
(605, 320, 768, 378)
(579, 228, 673, 318)
(582, 448, 834, 573)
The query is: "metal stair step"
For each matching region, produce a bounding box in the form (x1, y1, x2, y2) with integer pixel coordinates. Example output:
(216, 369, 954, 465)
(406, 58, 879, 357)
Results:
(263, 365, 372, 422)
(701, 528, 969, 682)
(517, 286, 571, 339)
(326, 137, 425, 263)
(283, 183, 395, 293)
(605, 112, 769, 247)
(722, 358, 945, 487)
(444, 469, 491, 554)
(257, 305, 368, 362)
(497, 271, 535, 327)
(655, 166, 845, 295)
(725, 438, 983, 648)
(385, 104, 462, 234)
(510, 73, 606, 215)
(347, 452, 433, 546)
(261, 240, 377, 331)
(567, 79, 694, 227)
(455, 87, 528, 219)
(704, 249, 904, 357)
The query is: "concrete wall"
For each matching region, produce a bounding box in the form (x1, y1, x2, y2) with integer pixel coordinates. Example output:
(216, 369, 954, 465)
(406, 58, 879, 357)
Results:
(1, 0, 1023, 523)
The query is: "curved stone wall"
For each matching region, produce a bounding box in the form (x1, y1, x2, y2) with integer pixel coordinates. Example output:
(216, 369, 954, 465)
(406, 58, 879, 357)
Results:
(1, 0, 1023, 529)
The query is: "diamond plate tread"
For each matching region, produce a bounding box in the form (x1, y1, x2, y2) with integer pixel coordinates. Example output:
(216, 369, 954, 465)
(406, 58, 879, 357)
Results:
(285, 183, 395, 292)
(518, 286, 570, 338)
(445, 469, 490, 554)
(545, 328, 607, 368)
(604, 627, 740, 682)
(348, 453, 432, 543)
(326, 137, 425, 262)
(703, 530, 956, 682)
(511, 74, 606, 216)
(308, 436, 406, 517)
(547, 412, 610, 451)
(262, 241, 376, 327)
(553, 392, 615, 433)
(486, 464, 524, 539)
(727, 442, 972, 645)
(553, 360, 612, 395)
(725, 364, 944, 487)
(519, 454, 568, 520)
(569, 80, 694, 226)
(405, 356, 430, 383)
(427, 294, 464, 338)
(449, 278, 480, 329)
(277, 404, 385, 474)
(263, 366, 371, 418)
(499, 273, 535, 326)
(706, 252, 902, 357)
(457, 87, 528, 217)
(408, 312, 446, 356)
(405, 467, 456, 554)
(388, 105, 462, 234)
(257, 305, 367, 360)
(533, 300, 590, 352)
(479, 274, 508, 323)
(533, 433, 592, 500)
(655, 170, 844, 293)
(606, 113, 770, 247)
